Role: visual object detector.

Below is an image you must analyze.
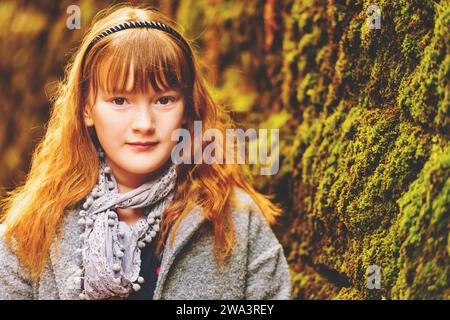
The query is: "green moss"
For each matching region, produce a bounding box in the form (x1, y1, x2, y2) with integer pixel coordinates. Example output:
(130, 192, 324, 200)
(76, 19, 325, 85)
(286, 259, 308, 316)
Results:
(389, 143, 450, 299)
(172, 0, 449, 299)
(291, 268, 340, 300)
(277, 0, 449, 299)
(334, 287, 366, 300)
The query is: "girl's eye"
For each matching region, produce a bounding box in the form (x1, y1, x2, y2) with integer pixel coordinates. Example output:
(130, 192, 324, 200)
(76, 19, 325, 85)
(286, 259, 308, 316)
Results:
(156, 96, 176, 106)
(111, 97, 128, 106)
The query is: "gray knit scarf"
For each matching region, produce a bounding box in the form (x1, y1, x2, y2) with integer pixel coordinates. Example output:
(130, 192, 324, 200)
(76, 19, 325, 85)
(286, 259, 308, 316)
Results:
(74, 148, 178, 300)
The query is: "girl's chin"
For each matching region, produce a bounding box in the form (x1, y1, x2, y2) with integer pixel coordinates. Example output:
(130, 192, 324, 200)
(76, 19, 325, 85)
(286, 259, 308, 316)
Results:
(120, 158, 170, 176)
(122, 164, 164, 175)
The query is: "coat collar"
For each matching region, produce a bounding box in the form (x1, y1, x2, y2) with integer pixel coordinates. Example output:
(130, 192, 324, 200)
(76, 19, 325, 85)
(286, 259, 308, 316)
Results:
(153, 205, 205, 299)
(49, 205, 206, 300)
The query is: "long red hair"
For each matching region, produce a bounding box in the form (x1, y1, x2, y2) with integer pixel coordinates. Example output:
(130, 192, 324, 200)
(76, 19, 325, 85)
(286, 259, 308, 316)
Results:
(0, 4, 283, 280)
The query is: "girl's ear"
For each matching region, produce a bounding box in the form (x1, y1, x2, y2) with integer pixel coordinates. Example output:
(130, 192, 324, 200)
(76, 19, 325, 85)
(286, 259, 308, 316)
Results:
(84, 106, 94, 127)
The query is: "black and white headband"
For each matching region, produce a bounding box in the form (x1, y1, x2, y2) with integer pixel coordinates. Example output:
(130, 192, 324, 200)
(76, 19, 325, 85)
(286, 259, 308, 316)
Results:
(83, 20, 192, 61)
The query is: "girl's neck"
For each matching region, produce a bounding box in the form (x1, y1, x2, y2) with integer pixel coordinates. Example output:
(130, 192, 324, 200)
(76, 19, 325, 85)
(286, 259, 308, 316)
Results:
(115, 181, 145, 225)
(116, 207, 145, 225)
(103, 157, 173, 225)
(105, 157, 172, 192)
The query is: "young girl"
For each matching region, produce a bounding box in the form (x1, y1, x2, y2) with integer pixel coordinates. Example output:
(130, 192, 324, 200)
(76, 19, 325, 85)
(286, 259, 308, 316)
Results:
(0, 5, 291, 300)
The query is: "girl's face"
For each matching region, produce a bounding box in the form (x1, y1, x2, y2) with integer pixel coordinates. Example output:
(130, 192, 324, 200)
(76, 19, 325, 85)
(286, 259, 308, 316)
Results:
(84, 78, 186, 188)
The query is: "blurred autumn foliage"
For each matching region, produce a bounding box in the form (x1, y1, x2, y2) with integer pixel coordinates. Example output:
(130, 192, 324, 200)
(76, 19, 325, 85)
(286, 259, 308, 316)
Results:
(1, 0, 449, 299)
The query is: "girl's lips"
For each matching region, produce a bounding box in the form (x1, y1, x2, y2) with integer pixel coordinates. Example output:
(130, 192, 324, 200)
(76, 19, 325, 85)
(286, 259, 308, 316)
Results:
(126, 142, 159, 150)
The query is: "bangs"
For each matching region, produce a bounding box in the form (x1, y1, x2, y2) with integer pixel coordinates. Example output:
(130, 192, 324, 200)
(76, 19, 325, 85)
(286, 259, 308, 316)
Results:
(86, 28, 192, 98)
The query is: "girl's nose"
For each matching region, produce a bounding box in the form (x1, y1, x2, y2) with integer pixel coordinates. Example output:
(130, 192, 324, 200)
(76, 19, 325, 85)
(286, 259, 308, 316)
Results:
(131, 105, 155, 132)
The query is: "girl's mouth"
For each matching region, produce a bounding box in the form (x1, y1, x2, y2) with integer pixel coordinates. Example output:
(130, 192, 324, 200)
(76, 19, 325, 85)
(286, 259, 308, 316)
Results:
(126, 141, 159, 151)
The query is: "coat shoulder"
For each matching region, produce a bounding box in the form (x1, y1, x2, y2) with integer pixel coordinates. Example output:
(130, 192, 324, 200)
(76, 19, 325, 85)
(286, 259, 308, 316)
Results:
(0, 225, 21, 271)
(229, 186, 292, 299)
(231, 186, 260, 211)
(0, 225, 34, 299)
(229, 186, 275, 241)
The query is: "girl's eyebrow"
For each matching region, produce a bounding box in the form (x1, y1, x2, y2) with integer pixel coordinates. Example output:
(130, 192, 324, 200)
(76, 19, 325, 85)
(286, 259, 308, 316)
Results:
(151, 89, 183, 97)
(106, 87, 182, 95)
(102, 89, 183, 99)
(157, 87, 182, 93)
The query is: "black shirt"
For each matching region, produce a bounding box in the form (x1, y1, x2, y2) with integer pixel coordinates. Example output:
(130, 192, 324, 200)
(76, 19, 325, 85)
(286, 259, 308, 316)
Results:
(126, 238, 161, 300)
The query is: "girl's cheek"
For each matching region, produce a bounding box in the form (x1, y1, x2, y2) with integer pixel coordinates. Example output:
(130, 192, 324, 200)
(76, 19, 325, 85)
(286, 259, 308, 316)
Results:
(158, 113, 183, 140)
(95, 112, 128, 142)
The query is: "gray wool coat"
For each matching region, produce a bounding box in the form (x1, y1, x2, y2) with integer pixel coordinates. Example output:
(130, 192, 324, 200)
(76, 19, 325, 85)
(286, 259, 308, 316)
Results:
(0, 187, 292, 300)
